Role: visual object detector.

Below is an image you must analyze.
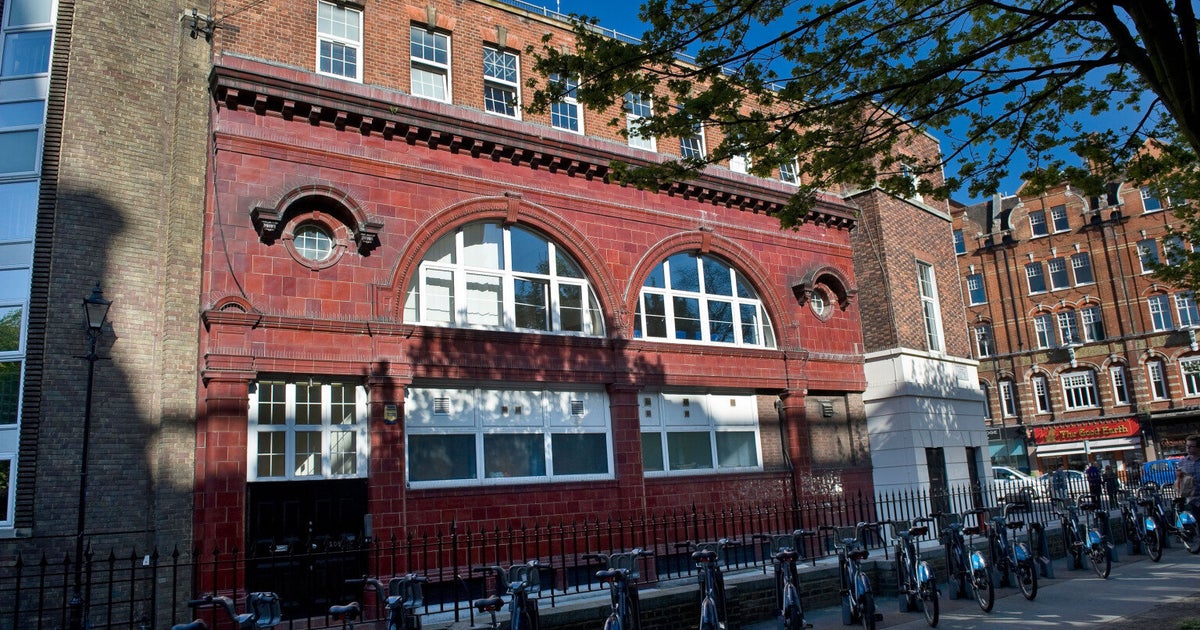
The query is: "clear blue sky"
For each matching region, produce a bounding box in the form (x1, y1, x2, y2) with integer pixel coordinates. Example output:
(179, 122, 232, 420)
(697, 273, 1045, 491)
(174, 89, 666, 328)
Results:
(543, 0, 1143, 204)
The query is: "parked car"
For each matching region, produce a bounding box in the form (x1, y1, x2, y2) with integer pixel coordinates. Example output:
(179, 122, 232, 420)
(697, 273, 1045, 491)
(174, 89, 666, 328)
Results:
(1036, 469, 1089, 498)
(1142, 458, 1182, 488)
(993, 465, 1041, 505)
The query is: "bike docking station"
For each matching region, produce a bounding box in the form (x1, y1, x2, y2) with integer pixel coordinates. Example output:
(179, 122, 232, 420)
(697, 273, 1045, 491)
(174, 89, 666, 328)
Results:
(1027, 521, 1054, 579)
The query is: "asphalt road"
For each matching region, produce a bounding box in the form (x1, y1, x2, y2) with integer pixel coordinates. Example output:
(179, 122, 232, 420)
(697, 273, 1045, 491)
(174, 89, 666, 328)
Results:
(744, 543, 1200, 629)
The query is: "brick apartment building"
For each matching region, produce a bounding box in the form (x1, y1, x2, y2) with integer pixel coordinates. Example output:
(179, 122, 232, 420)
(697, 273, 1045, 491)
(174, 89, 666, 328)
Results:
(0, 0, 987, 617)
(954, 175, 1199, 477)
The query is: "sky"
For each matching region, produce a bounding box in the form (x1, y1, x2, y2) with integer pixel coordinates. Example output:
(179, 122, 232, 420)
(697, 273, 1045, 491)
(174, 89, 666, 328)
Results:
(542, 0, 1146, 204)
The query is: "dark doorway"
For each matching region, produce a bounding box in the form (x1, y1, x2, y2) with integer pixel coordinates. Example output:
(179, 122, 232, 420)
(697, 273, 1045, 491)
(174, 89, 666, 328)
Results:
(966, 446, 984, 508)
(926, 447, 950, 515)
(246, 479, 369, 617)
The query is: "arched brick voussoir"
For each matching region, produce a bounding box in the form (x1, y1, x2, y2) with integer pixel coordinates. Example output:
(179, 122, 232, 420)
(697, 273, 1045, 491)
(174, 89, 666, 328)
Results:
(385, 193, 621, 333)
(627, 230, 795, 348)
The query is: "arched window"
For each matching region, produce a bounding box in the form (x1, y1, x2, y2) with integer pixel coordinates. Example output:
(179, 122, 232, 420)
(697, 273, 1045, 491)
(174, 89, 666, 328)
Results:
(404, 222, 604, 335)
(634, 252, 776, 348)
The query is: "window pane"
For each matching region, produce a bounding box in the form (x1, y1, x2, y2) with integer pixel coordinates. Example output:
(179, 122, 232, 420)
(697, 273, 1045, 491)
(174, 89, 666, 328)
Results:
(668, 253, 699, 291)
(426, 232, 456, 264)
(0, 459, 8, 523)
(330, 383, 356, 425)
(559, 284, 583, 332)
(555, 249, 584, 278)
(0, 129, 38, 173)
(7, 0, 51, 26)
(643, 293, 667, 337)
(294, 431, 321, 476)
(484, 433, 545, 478)
(295, 382, 322, 425)
(408, 434, 477, 482)
(641, 433, 664, 472)
(673, 296, 701, 340)
(644, 263, 665, 288)
(319, 40, 357, 79)
(510, 227, 549, 274)
(0, 180, 38, 242)
(551, 433, 608, 475)
(1072, 253, 1094, 284)
(0, 306, 20, 351)
(257, 382, 287, 425)
(739, 304, 759, 346)
(715, 431, 757, 468)
(465, 273, 502, 326)
(0, 360, 19, 424)
(514, 277, 549, 330)
(702, 257, 733, 295)
(425, 268, 454, 323)
(330, 431, 357, 475)
(0, 100, 44, 126)
(257, 432, 286, 477)
(462, 223, 503, 268)
(708, 300, 733, 343)
(1, 29, 50, 76)
(667, 432, 714, 470)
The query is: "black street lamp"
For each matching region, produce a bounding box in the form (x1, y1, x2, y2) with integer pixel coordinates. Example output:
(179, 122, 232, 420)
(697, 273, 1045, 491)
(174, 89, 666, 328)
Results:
(68, 284, 111, 630)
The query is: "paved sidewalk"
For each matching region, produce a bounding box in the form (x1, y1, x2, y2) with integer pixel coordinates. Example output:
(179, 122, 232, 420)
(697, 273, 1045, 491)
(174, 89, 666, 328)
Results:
(744, 545, 1200, 629)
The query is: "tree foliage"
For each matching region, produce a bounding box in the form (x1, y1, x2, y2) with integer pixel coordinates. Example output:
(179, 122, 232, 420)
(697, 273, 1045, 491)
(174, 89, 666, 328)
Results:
(525, 0, 1200, 231)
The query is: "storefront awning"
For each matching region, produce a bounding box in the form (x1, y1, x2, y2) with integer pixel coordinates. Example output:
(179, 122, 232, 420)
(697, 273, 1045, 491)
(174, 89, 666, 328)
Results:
(1034, 437, 1140, 457)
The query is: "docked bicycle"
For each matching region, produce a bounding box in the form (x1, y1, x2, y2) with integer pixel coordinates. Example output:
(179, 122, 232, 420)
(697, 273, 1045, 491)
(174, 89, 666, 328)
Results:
(679, 539, 732, 630)
(180, 592, 282, 630)
(987, 503, 1037, 600)
(820, 522, 882, 630)
(886, 518, 939, 627)
(341, 574, 426, 630)
(754, 530, 815, 630)
(1078, 495, 1113, 578)
(581, 549, 653, 630)
(469, 561, 543, 630)
(933, 509, 993, 612)
(1052, 496, 1088, 570)
(1141, 481, 1200, 553)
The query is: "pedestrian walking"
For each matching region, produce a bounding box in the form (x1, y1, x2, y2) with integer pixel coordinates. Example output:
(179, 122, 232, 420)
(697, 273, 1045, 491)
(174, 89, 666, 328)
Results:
(1087, 461, 1102, 506)
(1103, 465, 1119, 508)
(1052, 463, 1068, 500)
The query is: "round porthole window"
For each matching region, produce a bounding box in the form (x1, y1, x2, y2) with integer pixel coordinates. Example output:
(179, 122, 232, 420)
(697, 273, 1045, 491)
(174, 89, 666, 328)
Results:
(811, 288, 830, 318)
(294, 224, 334, 262)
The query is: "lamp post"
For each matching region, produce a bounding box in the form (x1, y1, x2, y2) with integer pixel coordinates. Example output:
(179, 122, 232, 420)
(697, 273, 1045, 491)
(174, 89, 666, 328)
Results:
(68, 284, 111, 630)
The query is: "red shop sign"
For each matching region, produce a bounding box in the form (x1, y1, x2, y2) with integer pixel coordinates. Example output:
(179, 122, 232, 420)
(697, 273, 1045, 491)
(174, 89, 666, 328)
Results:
(1031, 417, 1140, 445)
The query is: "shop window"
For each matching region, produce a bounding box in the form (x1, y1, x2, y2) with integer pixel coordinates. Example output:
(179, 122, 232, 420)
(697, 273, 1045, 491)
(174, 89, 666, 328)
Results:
(248, 380, 369, 481)
(405, 386, 612, 486)
(404, 222, 604, 335)
(640, 392, 762, 475)
(634, 252, 776, 348)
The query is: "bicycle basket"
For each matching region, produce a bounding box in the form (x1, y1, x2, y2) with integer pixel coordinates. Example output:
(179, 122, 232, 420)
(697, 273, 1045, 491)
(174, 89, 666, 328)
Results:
(507, 564, 541, 596)
(246, 592, 282, 628)
(610, 553, 641, 580)
(389, 577, 425, 608)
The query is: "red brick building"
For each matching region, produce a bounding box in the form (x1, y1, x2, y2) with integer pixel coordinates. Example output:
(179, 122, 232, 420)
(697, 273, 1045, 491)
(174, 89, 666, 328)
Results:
(954, 176, 1199, 477)
(195, 0, 895, 557)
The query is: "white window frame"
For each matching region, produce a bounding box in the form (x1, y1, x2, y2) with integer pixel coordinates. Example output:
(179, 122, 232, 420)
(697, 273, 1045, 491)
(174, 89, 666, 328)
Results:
(974, 323, 993, 358)
(483, 46, 520, 119)
(981, 382, 991, 418)
(965, 273, 986, 305)
(403, 222, 605, 336)
(1032, 375, 1051, 413)
(639, 392, 763, 476)
(1142, 186, 1163, 212)
(919, 261, 945, 352)
(1029, 210, 1048, 237)
(1080, 305, 1104, 342)
(1060, 371, 1098, 410)
(1182, 358, 1200, 397)
(248, 379, 369, 481)
(624, 92, 655, 151)
(1165, 235, 1188, 266)
(1025, 262, 1046, 294)
(728, 154, 749, 174)
(1149, 294, 1175, 331)
(410, 25, 451, 102)
(549, 74, 582, 134)
(634, 252, 777, 349)
(679, 119, 706, 159)
(999, 380, 1017, 417)
(1047, 257, 1069, 290)
(405, 386, 614, 487)
(1110, 366, 1130, 405)
(1149, 360, 1168, 400)
(1033, 314, 1054, 349)
(1138, 238, 1160, 274)
(1177, 291, 1200, 328)
(1050, 205, 1070, 232)
(953, 229, 965, 255)
(316, 0, 362, 82)
(1071, 252, 1094, 285)
(1056, 310, 1079, 345)
(779, 158, 799, 185)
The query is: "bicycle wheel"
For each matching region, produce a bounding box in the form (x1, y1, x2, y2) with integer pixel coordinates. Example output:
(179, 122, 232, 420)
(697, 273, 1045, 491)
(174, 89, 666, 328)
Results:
(950, 547, 968, 600)
(1186, 522, 1200, 554)
(860, 594, 876, 630)
(783, 603, 803, 630)
(921, 582, 939, 627)
(896, 549, 914, 612)
(1066, 524, 1083, 569)
(603, 612, 621, 630)
(1090, 543, 1111, 578)
(971, 567, 994, 612)
(1146, 520, 1164, 562)
(1017, 562, 1037, 600)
